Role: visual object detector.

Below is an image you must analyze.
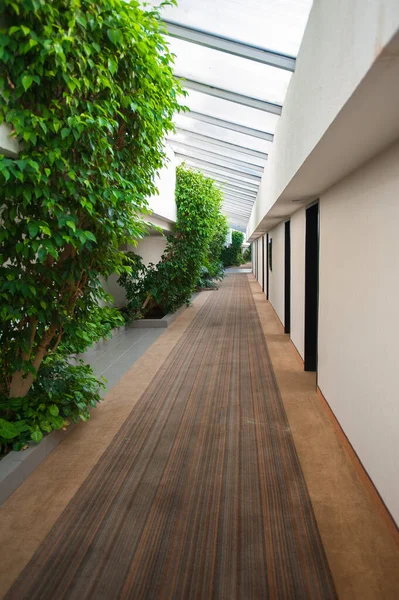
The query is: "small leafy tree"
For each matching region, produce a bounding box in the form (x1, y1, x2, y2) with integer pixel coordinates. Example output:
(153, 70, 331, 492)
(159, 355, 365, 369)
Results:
(0, 0, 183, 398)
(119, 166, 227, 317)
(221, 231, 245, 266)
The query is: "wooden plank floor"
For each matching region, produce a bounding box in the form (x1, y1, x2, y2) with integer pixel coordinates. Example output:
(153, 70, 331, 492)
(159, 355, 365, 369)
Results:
(4, 275, 336, 599)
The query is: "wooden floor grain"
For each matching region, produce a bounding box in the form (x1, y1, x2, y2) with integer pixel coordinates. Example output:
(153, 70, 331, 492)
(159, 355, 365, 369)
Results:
(3, 275, 336, 599)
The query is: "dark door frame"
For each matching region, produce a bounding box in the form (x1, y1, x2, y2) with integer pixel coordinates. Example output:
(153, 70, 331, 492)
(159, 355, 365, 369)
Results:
(304, 201, 320, 372)
(284, 220, 291, 334)
(266, 233, 269, 300)
(261, 236, 265, 292)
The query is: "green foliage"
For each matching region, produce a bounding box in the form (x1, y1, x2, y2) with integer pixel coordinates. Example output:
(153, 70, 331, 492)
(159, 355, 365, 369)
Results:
(243, 245, 252, 262)
(0, 355, 105, 454)
(117, 252, 150, 323)
(196, 265, 222, 290)
(119, 166, 227, 317)
(0, 0, 183, 398)
(221, 231, 245, 266)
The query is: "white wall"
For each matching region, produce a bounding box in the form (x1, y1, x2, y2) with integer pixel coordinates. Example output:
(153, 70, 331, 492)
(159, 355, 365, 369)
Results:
(0, 123, 19, 156)
(290, 208, 306, 359)
(248, 0, 399, 238)
(318, 141, 399, 524)
(147, 145, 177, 224)
(268, 222, 285, 326)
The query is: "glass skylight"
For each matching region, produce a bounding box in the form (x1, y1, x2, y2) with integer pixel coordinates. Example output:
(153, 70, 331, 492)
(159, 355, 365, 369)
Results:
(144, 0, 313, 226)
(168, 38, 291, 106)
(156, 0, 313, 56)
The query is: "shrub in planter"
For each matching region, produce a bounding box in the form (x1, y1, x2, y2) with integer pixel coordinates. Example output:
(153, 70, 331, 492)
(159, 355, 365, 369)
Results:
(119, 167, 228, 318)
(0, 356, 105, 454)
(221, 231, 245, 266)
(0, 0, 183, 402)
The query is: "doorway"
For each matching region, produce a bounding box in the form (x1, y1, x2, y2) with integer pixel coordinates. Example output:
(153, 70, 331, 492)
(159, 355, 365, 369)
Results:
(304, 202, 319, 372)
(284, 221, 291, 334)
(266, 233, 269, 300)
(261, 236, 265, 292)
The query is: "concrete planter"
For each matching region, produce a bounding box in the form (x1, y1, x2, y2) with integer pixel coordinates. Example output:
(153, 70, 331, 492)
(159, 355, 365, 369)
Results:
(0, 423, 77, 506)
(129, 297, 196, 329)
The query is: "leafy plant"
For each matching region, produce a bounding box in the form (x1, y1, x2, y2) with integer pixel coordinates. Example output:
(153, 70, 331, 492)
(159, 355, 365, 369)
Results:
(0, 0, 183, 399)
(221, 231, 245, 266)
(196, 265, 222, 290)
(0, 355, 105, 454)
(119, 166, 228, 317)
(243, 245, 252, 262)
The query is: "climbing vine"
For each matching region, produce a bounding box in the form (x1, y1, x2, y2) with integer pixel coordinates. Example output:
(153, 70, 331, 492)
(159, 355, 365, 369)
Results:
(221, 231, 245, 266)
(0, 0, 183, 399)
(119, 166, 227, 319)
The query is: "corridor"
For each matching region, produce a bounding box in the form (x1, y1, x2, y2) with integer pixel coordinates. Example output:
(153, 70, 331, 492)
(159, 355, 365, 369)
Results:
(1, 273, 398, 599)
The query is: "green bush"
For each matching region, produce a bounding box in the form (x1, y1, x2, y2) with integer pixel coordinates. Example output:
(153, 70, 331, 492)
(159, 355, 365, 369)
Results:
(243, 246, 252, 262)
(0, 0, 183, 400)
(119, 166, 227, 317)
(0, 356, 105, 454)
(221, 231, 245, 266)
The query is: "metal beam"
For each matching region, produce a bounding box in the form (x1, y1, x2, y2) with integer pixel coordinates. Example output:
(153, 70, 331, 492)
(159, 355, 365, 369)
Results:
(181, 161, 259, 188)
(169, 140, 266, 169)
(223, 201, 254, 214)
(222, 186, 257, 199)
(186, 165, 260, 190)
(164, 22, 296, 72)
(177, 79, 282, 116)
(212, 178, 259, 192)
(177, 156, 262, 182)
(223, 193, 254, 206)
(223, 194, 253, 206)
(223, 204, 252, 215)
(183, 111, 274, 142)
(223, 205, 252, 217)
(172, 128, 269, 160)
(172, 144, 264, 173)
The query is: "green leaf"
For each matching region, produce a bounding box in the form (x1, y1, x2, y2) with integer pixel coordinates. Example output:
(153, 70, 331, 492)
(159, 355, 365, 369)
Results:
(108, 58, 117, 75)
(27, 222, 39, 237)
(31, 430, 43, 443)
(0, 418, 19, 440)
(107, 29, 122, 46)
(21, 75, 34, 91)
(48, 404, 59, 417)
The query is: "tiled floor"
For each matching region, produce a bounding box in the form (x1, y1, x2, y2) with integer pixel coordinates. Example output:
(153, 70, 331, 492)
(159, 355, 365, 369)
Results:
(79, 327, 164, 392)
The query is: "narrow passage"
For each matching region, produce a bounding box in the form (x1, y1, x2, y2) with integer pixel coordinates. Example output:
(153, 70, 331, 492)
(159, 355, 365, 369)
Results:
(6, 274, 336, 600)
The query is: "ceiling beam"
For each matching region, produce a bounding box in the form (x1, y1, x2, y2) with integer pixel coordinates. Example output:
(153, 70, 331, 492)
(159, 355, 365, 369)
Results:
(223, 194, 253, 206)
(221, 185, 257, 198)
(181, 111, 274, 142)
(223, 202, 254, 214)
(172, 144, 264, 173)
(169, 140, 266, 167)
(177, 155, 262, 182)
(172, 128, 268, 159)
(177, 79, 283, 116)
(185, 165, 260, 190)
(164, 22, 296, 72)
(181, 160, 259, 187)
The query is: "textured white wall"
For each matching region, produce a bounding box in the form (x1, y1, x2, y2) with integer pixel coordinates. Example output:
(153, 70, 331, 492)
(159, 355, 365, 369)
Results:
(318, 141, 399, 524)
(147, 145, 177, 224)
(268, 222, 285, 326)
(248, 0, 399, 238)
(290, 208, 306, 359)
